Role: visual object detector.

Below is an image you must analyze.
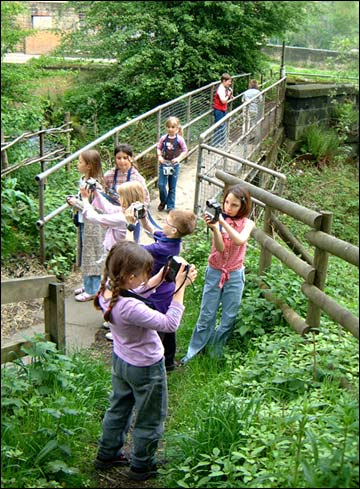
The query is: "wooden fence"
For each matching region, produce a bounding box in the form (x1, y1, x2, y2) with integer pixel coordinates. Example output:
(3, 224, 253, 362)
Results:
(216, 170, 359, 340)
(1, 275, 65, 364)
(1, 112, 72, 177)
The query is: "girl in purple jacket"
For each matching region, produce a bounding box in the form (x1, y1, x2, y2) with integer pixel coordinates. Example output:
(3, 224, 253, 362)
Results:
(93, 240, 197, 481)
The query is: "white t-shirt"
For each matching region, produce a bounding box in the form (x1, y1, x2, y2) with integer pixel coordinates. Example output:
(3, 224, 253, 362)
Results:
(242, 88, 261, 114)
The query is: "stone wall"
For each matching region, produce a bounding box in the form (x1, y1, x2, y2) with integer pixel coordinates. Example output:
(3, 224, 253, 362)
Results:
(283, 83, 359, 141)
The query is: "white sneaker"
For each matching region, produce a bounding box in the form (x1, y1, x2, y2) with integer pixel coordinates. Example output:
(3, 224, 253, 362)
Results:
(102, 321, 111, 330)
(105, 332, 113, 341)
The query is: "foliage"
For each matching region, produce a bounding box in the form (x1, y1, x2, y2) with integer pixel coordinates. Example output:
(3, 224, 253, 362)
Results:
(1, 1, 31, 58)
(298, 124, 343, 168)
(272, 1, 359, 50)
(58, 1, 311, 115)
(1, 177, 38, 258)
(1, 335, 110, 488)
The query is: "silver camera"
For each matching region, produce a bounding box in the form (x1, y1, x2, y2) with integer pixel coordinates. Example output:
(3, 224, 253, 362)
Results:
(133, 203, 146, 219)
(205, 198, 222, 223)
(85, 177, 97, 191)
(163, 163, 174, 176)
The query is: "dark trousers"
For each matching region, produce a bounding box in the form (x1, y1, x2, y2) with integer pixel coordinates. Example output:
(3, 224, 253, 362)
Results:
(158, 332, 176, 368)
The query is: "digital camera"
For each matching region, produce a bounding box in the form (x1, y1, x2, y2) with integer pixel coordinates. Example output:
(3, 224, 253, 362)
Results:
(205, 198, 222, 223)
(165, 256, 190, 282)
(163, 163, 174, 176)
(85, 177, 97, 191)
(133, 203, 146, 220)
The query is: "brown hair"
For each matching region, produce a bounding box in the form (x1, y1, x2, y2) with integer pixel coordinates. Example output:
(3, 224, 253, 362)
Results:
(94, 241, 154, 322)
(114, 143, 139, 170)
(117, 181, 145, 208)
(222, 184, 251, 219)
(169, 210, 197, 237)
(221, 73, 232, 82)
(165, 116, 183, 137)
(249, 79, 259, 89)
(81, 149, 104, 186)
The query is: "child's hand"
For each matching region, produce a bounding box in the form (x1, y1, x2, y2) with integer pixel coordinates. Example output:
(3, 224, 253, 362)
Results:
(66, 196, 76, 207)
(175, 262, 197, 288)
(80, 186, 91, 200)
(124, 205, 136, 224)
(203, 213, 220, 231)
(158, 156, 165, 164)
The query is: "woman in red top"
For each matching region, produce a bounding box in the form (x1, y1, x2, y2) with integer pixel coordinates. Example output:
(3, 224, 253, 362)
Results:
(181, 184, 254, 362)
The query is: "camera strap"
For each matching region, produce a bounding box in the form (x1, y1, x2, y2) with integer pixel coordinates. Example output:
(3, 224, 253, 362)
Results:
(120, 289, 157, 310)
(112, 167, 132, 189)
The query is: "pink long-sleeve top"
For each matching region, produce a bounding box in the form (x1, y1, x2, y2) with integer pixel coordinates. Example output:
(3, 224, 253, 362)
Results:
(208, 216, 248, 288)
(98, 291, 185, 366)
(81, 192, 127, 251)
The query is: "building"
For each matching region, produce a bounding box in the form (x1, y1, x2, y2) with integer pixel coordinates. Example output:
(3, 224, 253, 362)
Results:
(15, 1, 81, 55)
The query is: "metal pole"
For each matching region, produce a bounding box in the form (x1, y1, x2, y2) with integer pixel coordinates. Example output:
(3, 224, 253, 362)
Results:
(280, 41, 286, 78)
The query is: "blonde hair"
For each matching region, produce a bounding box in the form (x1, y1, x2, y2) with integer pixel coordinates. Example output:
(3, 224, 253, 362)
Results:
(249, 79, 259, 89)
(165, 117, 183, 136)
(117, 181, 145, 208)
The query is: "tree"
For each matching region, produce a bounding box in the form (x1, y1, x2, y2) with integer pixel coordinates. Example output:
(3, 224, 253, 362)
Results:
(59, 1, 312, 113)
(1, 1, 31, 58)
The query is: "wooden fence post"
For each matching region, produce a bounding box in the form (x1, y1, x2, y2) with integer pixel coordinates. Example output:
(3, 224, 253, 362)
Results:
(44, 282, 66, 352)
(258, 204, 273, 274)
(306, 211, 333, 330)
(1, 130, 9, 170)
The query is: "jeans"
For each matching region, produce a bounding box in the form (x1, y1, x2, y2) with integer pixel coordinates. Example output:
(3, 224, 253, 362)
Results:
(213, 109, 227, 147)
(84, 275, 101, 295)
(158, 163, 180, 210)
(97, 353, 168, 470)
(182, 265, 245, 362)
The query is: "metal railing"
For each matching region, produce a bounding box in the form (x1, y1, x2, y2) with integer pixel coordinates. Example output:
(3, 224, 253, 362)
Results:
(34, 73, 252, 262)
(194, 77, 287, 216)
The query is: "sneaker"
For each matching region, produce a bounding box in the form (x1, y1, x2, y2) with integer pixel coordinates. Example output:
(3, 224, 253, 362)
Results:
(105, 332, 113, 341)
(94, 453, 130, 470)
(74, 286, 85, 296)
(125, 464, 158, 481)
(101, 321, 111, 330)
(158, 203, 165, 211)
(166, 364, 175, 372)
(75, 292, 95, 302)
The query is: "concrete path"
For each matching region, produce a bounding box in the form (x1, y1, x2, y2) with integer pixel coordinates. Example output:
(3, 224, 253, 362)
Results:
(67, 156, 198, 352)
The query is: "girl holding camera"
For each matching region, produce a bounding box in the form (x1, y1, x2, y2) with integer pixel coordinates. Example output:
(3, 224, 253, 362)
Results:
(181, 184, 255, 362)
(103, 144, 150, 242)
(157, 117, 188, 213)
(93, 240, 197, 480)
(66, 149, 105, 302)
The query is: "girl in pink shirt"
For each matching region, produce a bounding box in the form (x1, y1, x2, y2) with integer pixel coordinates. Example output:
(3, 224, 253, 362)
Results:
(182, 184, 254, 362)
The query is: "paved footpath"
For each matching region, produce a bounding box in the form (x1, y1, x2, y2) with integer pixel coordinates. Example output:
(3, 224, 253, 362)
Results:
(64, 157, 198, 353)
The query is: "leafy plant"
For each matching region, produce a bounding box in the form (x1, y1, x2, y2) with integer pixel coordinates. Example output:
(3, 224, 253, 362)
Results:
(299, 124, 341, 168)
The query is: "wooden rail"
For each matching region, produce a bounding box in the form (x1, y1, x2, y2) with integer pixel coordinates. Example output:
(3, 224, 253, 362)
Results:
(1, 275, 65, 363)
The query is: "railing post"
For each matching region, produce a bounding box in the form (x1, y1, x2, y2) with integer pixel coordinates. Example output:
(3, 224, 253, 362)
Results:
(306, 211, 333, 329)
(1, 130, 9, 170)
(186, 95, 192, 148)
(193, 141, 204, 215)
(114, 131, 119, 147)
(258, 205, 273, 275)
(39, 124, 45, 174)
(38, 180, 46, 264)
(64, 112, 71, 171)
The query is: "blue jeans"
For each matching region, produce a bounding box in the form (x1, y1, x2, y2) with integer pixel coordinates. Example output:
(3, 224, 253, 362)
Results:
(97, 353, 168, 470)
(182, 265, 245, 362)
(213, 109, 227, 147)
(158, 163, 180, 210)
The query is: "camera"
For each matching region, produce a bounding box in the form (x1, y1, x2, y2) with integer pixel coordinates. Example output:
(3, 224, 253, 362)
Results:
(165, 256, 190, 282)
(133, 203, 146, 220)
(205, 198, 222, 223)
(85, 177, 97, 191)
(163, 163, 174, 176)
